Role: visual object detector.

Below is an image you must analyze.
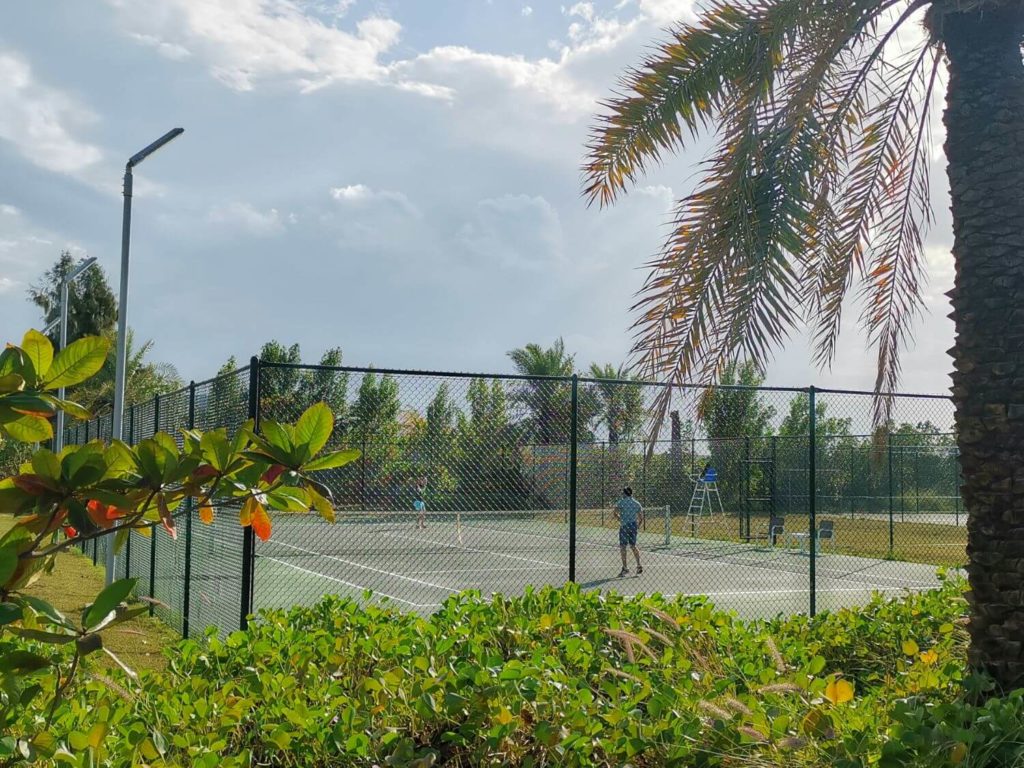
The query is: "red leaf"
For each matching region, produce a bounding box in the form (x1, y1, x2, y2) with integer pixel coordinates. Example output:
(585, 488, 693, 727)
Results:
(198, 504, 214, 524)
(12, 475, 50, 496)
(86, 499, 117, 529)
(261, 464, 285, 485)
(251, 502, 272, 542)
(63, 525, 78, 539)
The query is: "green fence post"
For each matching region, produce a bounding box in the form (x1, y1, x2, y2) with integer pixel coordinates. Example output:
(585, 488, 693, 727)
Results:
(808, 386, 817, 617)
(954, 448, 961, 526)
(148, 394, 160, 615)
(600, 440, 606, 525)
(568, 375, 578, 583)
(888, 433, 895, 557)
(183, 381, 196, 639)
(240, 357, 260, 631)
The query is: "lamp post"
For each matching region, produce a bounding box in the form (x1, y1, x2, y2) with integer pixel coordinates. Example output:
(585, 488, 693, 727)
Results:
(52, 256, 97, 453)
(107, 127, 184, 585)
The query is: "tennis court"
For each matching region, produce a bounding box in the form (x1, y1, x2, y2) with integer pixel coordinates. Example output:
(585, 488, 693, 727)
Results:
(247, 509, 945, 619)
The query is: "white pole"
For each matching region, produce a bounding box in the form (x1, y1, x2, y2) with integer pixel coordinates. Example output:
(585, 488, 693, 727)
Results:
(53, 278, 69, 453)
(106, 128, 183, 586)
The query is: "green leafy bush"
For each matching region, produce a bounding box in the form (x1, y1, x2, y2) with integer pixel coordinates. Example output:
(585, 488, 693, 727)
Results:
(14, 577, 1023, 767)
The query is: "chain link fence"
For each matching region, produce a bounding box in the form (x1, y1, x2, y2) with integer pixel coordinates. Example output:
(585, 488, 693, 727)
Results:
(65, 359, 964, 636)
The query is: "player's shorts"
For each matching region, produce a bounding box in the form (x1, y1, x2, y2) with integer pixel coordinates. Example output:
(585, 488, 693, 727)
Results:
(413, 500, 426, 512)
(619, 523, 638, 546)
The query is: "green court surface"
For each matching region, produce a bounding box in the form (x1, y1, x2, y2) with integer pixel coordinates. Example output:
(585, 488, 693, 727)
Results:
(247, 510, 946, 619)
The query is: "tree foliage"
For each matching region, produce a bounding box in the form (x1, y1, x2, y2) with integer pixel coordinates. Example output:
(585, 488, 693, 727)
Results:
(0, 328, 356, 755)
(28, 252, 117, 347)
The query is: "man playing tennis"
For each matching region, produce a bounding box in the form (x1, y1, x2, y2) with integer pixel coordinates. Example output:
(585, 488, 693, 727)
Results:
(614, 486, 644, 577)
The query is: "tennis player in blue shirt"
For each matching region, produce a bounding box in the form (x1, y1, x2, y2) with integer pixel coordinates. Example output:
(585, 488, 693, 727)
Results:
(614, 486, 644, 577)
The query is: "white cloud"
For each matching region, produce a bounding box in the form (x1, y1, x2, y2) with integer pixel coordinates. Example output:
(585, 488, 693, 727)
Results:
(0, 52, 103, 175)
(108, 0, 430, 94)
(329, 184, 421, 218)
(522, 6, 533, 17)
(617, 0, 695, 24)
(207, 201, 285, 235)
(457, 194, 565, 271)
(0, 277, 16, 295)
(569, 2, 595, 22)
(129, 33, 192, 60)
(0, 204, 19, 216)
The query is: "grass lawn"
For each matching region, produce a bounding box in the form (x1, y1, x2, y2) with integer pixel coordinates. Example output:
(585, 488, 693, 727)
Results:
(569, 507, 967, 567)
(0, 516, 176, 673)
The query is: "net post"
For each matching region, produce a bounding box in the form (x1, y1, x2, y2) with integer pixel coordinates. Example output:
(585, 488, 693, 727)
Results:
(183, 380, 196, 640)
(240, 357, 260, 631)
(149, 394, 160, 616)
(808, 386, 816, 618)
(663, 504, 671, 546)
(568, 374, 578, 584)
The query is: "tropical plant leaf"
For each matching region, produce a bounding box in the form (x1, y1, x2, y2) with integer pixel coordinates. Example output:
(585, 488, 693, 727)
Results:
(43, 336, 110, 390)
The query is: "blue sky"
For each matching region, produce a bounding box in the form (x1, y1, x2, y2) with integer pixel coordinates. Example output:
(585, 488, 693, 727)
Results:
(0, 0, 955, 394)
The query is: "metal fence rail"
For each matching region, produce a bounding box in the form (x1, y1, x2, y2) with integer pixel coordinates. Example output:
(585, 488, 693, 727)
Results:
(65, 359, 965, 637)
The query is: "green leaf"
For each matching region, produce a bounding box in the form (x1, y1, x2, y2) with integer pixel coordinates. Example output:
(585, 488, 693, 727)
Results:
(0, 651, 50, 674)
(265, 487, 309, 512)
(200, 430, 231, 472)
(260, 421, 294, 458)
(0, 603, 21, 625)
(4, 414, 53, 443)
(83, 578, 137, 630)
(8, 627, 76, 644)
(0, 374, 24, 394)
(302, 448, 360, 473)
(43, 336, 110, 390)
(21, 330, 53, 379)
(19, 596, 72, 629)
(0, 544, 20, 586)
(42, 396, 92, 421)
(295, 402, 333, 458)
(31, 450, 61, 482)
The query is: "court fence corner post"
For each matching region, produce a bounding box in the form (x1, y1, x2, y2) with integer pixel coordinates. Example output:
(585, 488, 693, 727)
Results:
(663, 504, 671, 547)
(568, 374, 578, 584)
(240, 357, 261, 632)
(808, 385, 816, 618)
(183, 380, 196, 640)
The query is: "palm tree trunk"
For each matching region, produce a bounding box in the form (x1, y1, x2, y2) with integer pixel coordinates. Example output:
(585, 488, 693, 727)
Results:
(942, 2, 1024, 691)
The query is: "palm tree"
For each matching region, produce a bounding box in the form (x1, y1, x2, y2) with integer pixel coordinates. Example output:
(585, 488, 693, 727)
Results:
(588, 363, 646, 445)
(507, 339, 576, 444)
(72, 328, 181, 416)
(584, 1, 1024, 688)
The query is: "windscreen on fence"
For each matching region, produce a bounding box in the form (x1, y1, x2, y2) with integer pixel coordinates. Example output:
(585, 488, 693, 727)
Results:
(63, 360, 965, 637)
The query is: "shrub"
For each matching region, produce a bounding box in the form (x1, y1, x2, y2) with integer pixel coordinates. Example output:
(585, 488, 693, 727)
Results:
(19, 577, 1020, 767)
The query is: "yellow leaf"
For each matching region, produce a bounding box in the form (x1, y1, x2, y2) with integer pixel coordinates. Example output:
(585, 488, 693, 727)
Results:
(199, 504, 214, 524)
(950, 742, 968, 765)
(87, 721, 108, 750)
(901, 639, 919, 656)
(539, 614, 553, 630)
(139, 738, 160, 761)
(919, 649, 938, 666)
(240, 496, 256, 527)
(495, 707, 516, 726)
(824, 678, 854, 705)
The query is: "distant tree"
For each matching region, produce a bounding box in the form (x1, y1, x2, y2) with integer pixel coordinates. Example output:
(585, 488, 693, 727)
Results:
(71, 328, 182, 415)
(351, 372, 401, 501)
(253, 341, 348, 425)
(507, 339, 600, 443)
(588, 363, 646, 445)
(698, 361, 776, 510)
(456, 378, 529, 509)
(28, 251, 117, 346)
(206, 356, 249, 432)
(778, 395, 853, 438)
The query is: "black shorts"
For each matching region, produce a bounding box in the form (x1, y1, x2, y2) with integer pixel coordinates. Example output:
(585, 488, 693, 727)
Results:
(619, 524, 638, 546)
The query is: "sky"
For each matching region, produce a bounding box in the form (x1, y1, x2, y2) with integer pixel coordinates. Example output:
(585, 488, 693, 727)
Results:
(0, 0, 956, 396)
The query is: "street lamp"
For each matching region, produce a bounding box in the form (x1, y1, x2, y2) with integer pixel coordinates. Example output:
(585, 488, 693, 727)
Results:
(107, 127, 184, 585)
(52, 256, 98, 453)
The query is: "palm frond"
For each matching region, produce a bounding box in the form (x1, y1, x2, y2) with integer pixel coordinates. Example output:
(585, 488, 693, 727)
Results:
(585, 0, 940, 426)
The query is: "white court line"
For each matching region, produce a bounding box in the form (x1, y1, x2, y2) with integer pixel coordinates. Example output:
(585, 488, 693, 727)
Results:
(384, 527, 565, 569)
(267, 540, 458, 594)
(260, 556, 441, 609)
(403, 564, 568, 576)
(664, 585, 925, 598)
